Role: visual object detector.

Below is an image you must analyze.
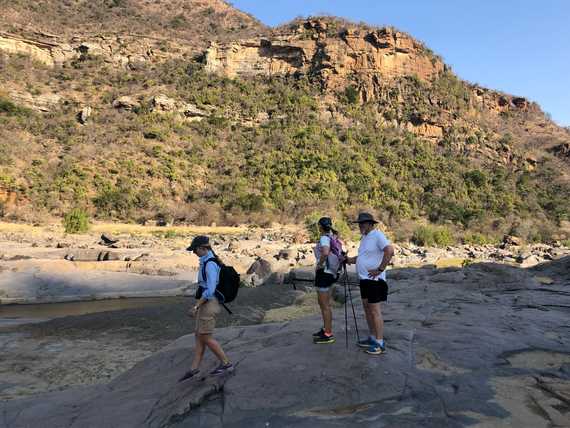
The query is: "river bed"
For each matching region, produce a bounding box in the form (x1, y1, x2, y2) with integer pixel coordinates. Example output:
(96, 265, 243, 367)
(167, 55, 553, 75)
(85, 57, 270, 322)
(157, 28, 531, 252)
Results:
(0, 283, 303, 400)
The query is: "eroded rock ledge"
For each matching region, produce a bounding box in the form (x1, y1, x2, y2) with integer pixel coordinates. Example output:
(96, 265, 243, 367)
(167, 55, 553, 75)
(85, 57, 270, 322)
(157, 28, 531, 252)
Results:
(205, 19, 445, 101)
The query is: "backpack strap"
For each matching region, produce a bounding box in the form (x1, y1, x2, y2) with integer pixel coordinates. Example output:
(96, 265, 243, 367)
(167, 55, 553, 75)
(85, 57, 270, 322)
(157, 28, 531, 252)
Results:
(220, 302, 232, 314)
(201, 258, 219, 283)
(201, 258, 232, 314)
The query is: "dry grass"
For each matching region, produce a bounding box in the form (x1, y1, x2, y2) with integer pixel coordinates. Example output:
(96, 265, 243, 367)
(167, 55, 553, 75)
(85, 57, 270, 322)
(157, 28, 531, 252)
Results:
(0, 221, 247, 237)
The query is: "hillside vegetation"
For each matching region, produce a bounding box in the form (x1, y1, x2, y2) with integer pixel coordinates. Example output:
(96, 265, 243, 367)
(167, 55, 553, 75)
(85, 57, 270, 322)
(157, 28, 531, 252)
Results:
(0, 5, 569, 243)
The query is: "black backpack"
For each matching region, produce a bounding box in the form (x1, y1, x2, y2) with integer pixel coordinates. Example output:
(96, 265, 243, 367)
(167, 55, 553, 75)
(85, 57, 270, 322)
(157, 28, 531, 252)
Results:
(202, 258, 240, 313)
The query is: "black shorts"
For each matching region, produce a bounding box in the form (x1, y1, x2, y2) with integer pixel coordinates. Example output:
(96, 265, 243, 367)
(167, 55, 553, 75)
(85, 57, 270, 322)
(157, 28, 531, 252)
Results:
(315, 269, 336, 290)
(359, 279, 388, 303)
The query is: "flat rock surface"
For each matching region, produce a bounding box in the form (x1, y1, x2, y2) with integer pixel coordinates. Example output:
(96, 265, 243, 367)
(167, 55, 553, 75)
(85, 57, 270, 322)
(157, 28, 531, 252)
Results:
(1, 258, 569, 427)
(0, 268, 192, 303)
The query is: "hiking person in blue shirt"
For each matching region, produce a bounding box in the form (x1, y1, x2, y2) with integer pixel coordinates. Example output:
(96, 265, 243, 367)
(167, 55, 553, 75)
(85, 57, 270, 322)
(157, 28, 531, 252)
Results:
(346, 213, 394, 355)
(179, 235, 233, 381)
(312, 217, 343, 344)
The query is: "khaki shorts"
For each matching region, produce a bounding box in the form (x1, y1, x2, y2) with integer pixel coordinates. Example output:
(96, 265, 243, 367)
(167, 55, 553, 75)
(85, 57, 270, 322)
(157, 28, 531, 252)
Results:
(196, 299, 221, 334)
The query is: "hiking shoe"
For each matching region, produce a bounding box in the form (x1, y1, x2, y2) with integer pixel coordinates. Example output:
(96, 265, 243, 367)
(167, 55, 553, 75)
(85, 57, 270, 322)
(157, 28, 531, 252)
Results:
(357, 338, 374, 349)
(312, 328, 325, 338)
(210, 362, 234, 376)
(178, 368, 199, 382)
(365, 341, 386, 355)
(313, 331, 336, 344)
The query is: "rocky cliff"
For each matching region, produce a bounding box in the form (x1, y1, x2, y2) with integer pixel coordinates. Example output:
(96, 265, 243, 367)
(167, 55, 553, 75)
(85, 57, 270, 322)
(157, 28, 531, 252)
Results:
(206, 19, 444, 100)
(205, 18, 534, 115)
(0, 188, 19, 211)
(202, 17, 560, 151)
(0, 0, 267, 68)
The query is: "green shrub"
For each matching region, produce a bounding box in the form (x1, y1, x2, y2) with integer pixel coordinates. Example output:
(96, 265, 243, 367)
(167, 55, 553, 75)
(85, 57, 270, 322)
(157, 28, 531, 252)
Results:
(63, 208, 90, 234)
(412, 225, 455, 247)
(462, 232, 495, 246)
(152, 229, 180, 239)
(0, 96, 32, 117)
(343, 85, 359, 104)
(433, 227, 454, 246)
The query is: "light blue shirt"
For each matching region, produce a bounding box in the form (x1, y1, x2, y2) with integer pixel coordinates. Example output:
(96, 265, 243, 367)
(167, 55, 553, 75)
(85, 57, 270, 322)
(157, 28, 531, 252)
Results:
(198, 251, 221, 300)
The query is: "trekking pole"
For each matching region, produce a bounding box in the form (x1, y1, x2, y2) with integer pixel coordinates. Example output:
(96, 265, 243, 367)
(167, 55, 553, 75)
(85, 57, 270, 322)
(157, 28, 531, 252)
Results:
(344, 264, 360, 343)
(343, 265, 349, 349)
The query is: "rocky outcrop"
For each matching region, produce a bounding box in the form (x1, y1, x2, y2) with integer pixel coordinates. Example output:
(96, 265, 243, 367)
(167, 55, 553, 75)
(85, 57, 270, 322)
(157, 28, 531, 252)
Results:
(2, 257, 569, 427)
(0, 188, 17, 208)
(0, 188, 25, 212)
(0, 32, 181, 69)
(0, 32, 75, 66)
(550, 142, 570, 159)
(203, 18, 546, 142)
(0, 262, 192, 304)
(77, 106, 92, 124)
(205, 19, 444, 100)
(112, 96, 141, 111)
(151, 94, 209, 121)
(471, 86, 539, 115)
(6, 89, 63, 112)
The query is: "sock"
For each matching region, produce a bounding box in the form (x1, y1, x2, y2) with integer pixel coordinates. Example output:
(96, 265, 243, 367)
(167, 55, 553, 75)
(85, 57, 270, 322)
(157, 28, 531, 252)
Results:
(324, 330, 333, 336)
(377, 339, 385, 346)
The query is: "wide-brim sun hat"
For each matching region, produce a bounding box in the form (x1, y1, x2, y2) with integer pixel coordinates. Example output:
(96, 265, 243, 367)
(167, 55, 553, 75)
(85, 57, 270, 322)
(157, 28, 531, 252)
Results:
(187, 235, 210, 252)
(352, 212, 379, 224)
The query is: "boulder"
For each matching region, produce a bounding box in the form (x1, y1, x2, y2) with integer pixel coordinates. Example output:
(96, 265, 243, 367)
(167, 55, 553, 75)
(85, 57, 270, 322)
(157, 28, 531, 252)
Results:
(64, 250, 122, 262)
(519, 255, 542, 268)
(151, 94, 177, 112)
(276, 248, 295, 260)
(99, 233, 119, 247)
(151, 94, 208, 121)
(181, 103, 208, 119)
(245, 258, 273, 286)
(292, 230, 309, 244)
(77, 106, 92, 124)
(502, 235, 522, 247)
(112, 96, 140, 111)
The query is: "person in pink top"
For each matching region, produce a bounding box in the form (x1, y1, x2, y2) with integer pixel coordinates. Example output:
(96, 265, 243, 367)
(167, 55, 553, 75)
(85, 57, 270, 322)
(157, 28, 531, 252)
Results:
(312, 217, 342, 344)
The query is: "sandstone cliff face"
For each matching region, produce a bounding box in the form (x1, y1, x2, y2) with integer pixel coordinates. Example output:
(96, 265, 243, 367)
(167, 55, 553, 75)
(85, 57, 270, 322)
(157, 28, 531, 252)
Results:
(0, 188, 19, 211)
(205, 19, 444, 101)
(0, 32, 185, 68)
(0, 33, 74, 67)
(0, 0, 266, 57)
(204, 18, 538, 130)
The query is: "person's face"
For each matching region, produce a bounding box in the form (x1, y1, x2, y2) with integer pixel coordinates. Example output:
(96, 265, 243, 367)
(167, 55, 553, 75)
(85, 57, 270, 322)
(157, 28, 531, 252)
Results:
(358, 221, 375, 235)
(193, 245, 209, 257)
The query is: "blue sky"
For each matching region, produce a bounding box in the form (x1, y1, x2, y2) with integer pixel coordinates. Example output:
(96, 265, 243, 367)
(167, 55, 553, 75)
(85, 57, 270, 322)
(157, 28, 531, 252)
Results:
(231, 0, 570, 126)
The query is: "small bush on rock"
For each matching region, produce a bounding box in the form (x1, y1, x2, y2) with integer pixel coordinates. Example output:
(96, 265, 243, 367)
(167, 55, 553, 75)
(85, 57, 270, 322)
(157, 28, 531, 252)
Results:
(63, 208, 90, 234)
(412, 225, 454, 247)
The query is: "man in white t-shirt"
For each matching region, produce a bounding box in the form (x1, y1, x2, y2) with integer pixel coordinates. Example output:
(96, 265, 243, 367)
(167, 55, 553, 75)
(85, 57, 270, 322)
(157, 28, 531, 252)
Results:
(346, 212, 394, 355)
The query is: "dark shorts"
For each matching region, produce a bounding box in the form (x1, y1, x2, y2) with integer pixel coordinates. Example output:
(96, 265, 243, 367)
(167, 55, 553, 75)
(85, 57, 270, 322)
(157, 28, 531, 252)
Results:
(315, 269, 336, 291)
(359, 279, 388, 304)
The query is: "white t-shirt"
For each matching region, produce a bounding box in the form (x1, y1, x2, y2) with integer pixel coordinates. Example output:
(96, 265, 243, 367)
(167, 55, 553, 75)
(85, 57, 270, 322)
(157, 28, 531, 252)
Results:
(356, 229, 391, 281)
(314, 234, 340, 276)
